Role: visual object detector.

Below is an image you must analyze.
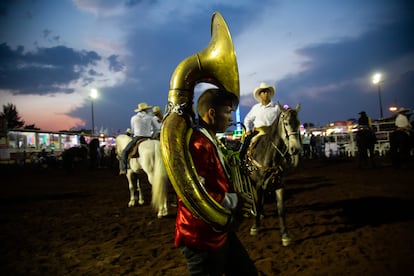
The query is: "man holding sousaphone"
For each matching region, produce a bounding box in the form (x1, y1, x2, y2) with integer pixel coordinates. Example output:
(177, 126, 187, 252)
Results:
(160, 12, 258, 276)
(177, 89, 256, 275)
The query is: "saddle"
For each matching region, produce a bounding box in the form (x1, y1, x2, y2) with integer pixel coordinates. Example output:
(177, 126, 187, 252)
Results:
(243, 126, 269, 158)
(128, 138, 150, 159)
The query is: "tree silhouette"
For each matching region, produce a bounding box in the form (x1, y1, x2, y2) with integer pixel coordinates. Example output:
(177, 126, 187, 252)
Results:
(0, 103, 25, 129)
(24, 124, 40, 130)
(303, 122, 315, 129)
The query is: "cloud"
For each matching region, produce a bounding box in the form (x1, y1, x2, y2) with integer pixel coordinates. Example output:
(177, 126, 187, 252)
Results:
(237, 8, 414, 125)
(0, 43, 128, 95)
(107, 55, 125, 72)
(1, 0, 413, 132)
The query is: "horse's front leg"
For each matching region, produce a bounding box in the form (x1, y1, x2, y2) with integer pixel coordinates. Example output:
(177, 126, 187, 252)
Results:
(276, 188, 293, 246)
(136, 175, 145, 205)
(127, 171, 137, 207)
(250, 187, 264, 235)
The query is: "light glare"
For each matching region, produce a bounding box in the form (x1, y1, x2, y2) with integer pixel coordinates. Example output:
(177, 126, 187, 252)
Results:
(90, 88, 98, 99)
(372, 73, 381, 84)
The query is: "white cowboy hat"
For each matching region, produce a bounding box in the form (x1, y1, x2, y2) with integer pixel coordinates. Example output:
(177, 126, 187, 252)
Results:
(253, 82, 275, 102)
(134, 102, 153, 112)
(152, 106, 162, 115)
(397, 107, 410, 113)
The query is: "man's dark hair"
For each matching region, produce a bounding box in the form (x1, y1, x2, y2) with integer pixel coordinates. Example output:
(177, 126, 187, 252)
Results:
(197, 88, 238, 117)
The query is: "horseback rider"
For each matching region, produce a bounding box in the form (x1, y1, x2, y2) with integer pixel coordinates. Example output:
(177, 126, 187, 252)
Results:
(152, 106, 163, 139)
(391, 107, 412, 167)
(395, 107, 412, 132)
(241, 82, 281, 156)
(119, 102, 158, 175)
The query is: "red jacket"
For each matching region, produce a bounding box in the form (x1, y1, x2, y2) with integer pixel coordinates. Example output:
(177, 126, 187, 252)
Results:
(174, 129, 230, 252)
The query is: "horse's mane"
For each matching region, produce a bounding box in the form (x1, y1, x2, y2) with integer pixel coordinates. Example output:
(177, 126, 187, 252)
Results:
(268, 112, 283, 142)
(253, 112, 283, 165)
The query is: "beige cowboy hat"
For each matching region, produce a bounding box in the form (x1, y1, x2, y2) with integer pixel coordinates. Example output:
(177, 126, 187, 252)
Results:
(253, 82, 275, 102)
(134, 102, 152, 112)
(152, 106, 162, 116)
(397, 107, 410, 113)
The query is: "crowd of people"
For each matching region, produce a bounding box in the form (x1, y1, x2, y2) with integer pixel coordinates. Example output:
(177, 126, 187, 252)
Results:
(299, 108, 413, 161)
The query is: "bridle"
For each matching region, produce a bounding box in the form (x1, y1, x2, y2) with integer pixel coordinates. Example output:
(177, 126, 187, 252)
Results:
(272, 110, 300, 158)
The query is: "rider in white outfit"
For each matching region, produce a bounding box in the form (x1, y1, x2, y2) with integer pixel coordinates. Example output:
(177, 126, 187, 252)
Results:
(395, 107, 412, 130)
(244, 82, 280, 134)
(119, 102, 158, 174)
(242, 82, 280, 155)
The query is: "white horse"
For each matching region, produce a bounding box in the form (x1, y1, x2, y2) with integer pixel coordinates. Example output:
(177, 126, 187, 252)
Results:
(115, 134, 169, 218)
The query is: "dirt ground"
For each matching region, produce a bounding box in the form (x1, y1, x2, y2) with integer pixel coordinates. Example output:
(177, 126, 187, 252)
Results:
(1, 155, 414, 275)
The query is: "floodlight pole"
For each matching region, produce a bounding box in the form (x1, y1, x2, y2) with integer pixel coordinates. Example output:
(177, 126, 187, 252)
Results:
(377, 83, 383, 118)
(90, 88, 98, 137)
(91, 100, 95, 136)
(372, 73, 383, 119)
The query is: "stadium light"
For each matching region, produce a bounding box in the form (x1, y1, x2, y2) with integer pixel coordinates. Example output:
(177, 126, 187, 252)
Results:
(372, 73, 383, 118)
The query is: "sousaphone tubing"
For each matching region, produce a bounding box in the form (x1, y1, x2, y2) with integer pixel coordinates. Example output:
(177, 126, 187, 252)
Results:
(160, 12, 239, 231)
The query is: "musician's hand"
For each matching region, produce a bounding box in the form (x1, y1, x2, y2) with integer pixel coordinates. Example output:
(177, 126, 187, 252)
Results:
(228, 192, 253, 231)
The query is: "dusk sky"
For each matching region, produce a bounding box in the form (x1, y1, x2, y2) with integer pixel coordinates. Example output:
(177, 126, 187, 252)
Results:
(1, 0, 413, 134)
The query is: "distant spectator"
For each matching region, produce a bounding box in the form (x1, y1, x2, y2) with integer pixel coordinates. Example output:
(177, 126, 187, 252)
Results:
(80, 133, 87, 146)
(302, 133, 311, 159)
(310, 134, 316, 158)
(357, 111, 372, 129)
(356, 111, 376, 168)
(314, 135, 323, 159)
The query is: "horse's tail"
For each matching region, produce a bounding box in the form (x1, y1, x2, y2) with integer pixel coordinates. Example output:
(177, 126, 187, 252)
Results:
(149, 141, 168, 211)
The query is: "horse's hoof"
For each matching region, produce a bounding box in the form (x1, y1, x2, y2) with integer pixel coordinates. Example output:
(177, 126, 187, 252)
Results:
(281, 234, 293, 246)
(250, 226, 260, 236)
(157, 213, 167, 219)
(138, 200, 144, 205)
(157, 208, 168, 218)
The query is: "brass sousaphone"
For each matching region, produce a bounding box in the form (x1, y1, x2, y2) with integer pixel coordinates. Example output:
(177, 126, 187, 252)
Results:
(160, 12, 239, 231)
